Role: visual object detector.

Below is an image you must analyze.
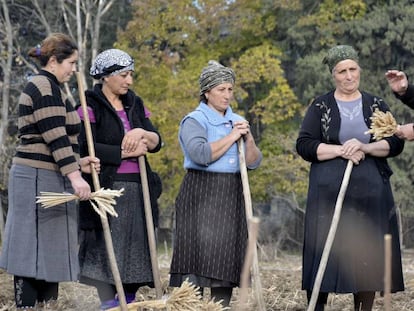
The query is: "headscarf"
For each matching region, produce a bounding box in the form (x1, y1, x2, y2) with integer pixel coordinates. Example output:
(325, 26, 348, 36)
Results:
(199, 60, 235, 96)
(90, 49, 134, 79)
(322, 45, 359, 73)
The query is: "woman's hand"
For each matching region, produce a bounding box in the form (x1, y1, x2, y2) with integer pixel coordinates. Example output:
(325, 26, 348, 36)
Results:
(231, 120, 250, 140)
(385, 70, 408, 96)
(122, 138, 148, 158)
(79, 156, 101, 174)
(342, 138, 364, 156)
(121, 128, 146, 153)
(342, 150, 365, 165)
(395, 123, 414, 141)
(66, 170, 92, 200)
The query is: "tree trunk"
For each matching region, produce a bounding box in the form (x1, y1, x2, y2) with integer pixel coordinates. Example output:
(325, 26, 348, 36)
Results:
(0, 0, 14, 237)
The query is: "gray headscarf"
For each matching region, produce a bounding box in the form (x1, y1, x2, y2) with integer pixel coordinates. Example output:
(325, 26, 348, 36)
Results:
(199, 60, 235, 96)
(322, 45, 359, 73)
(90, 48, 134, 79)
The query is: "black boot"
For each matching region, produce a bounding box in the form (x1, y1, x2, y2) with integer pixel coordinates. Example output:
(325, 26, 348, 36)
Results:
(211, 287, 233, 307)
(353, 291, 375, 311)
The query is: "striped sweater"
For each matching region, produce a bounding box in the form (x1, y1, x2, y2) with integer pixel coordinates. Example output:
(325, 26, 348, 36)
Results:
(13, 70, 81, 176)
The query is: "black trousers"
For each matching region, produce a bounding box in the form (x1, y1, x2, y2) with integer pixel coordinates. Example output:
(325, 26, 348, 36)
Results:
(13, 275, 58, 308)
(81, 276, 140, 302)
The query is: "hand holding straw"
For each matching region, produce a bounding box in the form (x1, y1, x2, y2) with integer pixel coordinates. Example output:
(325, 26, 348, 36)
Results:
(364, 109, 398, 140)
(36, 187, 124, 218)
(76, 72, 128, 310)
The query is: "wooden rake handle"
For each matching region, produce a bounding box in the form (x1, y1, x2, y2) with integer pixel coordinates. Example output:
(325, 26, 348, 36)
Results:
(237, 139, 266, 311)
(138, 156, 162, 299)
(76, 72, 128, 311)
(307, 159, 353, 311)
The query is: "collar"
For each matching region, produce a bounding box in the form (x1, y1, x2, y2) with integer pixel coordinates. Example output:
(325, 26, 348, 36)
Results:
(38, 69, 60, 86)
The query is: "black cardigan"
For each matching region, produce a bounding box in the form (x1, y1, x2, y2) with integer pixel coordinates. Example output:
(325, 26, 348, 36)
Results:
(78, 84, 162, 230)
(296, 90, 404, 181)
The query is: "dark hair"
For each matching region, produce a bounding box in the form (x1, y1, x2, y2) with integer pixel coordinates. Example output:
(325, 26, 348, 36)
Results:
(200, 93, 207, 103)
(28, 33, 78, 67)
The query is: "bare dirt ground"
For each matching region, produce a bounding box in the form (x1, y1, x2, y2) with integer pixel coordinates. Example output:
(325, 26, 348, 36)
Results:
(1, 248, 414, 311)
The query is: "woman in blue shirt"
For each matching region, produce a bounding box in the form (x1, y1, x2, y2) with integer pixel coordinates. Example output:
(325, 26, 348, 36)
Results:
(169, 60, 262, 307)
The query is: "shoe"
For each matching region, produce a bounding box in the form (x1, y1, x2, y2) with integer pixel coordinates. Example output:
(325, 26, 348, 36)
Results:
(100, 299, 119, 310)
(114, 293, 136, 304)
(125, 293, 136, 304)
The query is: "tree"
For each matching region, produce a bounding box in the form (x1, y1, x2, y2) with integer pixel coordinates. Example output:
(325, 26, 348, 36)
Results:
(277, 0, 414, 246)
(116, 0, 305, 212)
(0, 0, 14, 235)
(0, 0, 132, 237)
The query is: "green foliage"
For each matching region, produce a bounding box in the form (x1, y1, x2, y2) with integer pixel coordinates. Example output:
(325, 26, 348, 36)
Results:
(283, 0, 414, 225)
(297, 0, 366, 46)
(117, 0, 304, 208)
(5, 0, 414, 231)
(253, 126, 309, 203)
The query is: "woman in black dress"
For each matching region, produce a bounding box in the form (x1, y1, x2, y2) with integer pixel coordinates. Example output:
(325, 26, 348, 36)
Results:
(296, 45, 405, 311)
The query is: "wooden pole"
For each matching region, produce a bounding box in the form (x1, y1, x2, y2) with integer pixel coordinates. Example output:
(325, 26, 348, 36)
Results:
(76, 72, 127, 311)
(138, 156, 163, 299)
(237, 139, 266, 311)
(238, 217, 260, 310)
(384, 234, 392, 311)
(307, 160, 353, 311)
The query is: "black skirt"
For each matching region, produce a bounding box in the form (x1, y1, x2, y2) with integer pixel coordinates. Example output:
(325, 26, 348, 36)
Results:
(78, 180, 154, 285)
(302, 157, 404, 293)
(170, 169, 248, 287)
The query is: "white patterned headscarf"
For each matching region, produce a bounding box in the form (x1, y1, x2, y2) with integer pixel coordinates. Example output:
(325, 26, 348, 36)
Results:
(199, 60, 235, 96)
(90, 49, 134, 79)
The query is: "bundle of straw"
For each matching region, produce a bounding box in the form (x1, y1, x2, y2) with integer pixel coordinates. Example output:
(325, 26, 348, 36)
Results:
(107, 280, 227, 311)
(365, 109, 398, 141)
(36, 188, 124, 218)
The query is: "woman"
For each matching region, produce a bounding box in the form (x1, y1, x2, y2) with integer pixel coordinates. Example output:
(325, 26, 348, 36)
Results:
(169, 60, 262, 307)
(0, 33, 98, 310)
(296, 45, 405, 311)
(76, 48, 162, 310)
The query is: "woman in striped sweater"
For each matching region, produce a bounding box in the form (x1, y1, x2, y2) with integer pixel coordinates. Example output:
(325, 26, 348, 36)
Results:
(0, 33, 98, 310)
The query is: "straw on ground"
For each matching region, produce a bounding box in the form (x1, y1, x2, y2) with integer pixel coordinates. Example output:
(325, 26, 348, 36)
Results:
(107, 280, 227, 311)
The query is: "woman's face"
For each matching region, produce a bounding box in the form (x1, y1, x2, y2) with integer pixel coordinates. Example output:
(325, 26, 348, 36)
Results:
(52, 51, 78, 83)
(103, 71, 133, 96)
(205, 82, 234, 115)
(332, 59, 360, 95)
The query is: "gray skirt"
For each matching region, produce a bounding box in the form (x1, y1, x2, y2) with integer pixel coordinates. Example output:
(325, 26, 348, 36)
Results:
(169, 169, 248, 287)
(0, 164, 79, 282)
(78, 180, 154, 285)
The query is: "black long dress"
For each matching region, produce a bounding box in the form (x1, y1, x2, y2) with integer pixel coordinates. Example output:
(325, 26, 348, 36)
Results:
(296, 91, 405, 293)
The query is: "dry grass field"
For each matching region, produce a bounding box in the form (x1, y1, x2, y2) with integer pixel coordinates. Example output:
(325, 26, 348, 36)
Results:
(1, 248, 414, 310)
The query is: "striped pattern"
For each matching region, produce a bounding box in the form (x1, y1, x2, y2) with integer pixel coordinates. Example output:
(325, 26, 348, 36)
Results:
(170, 170, 247, 285)
(13, 72, 80, 176)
